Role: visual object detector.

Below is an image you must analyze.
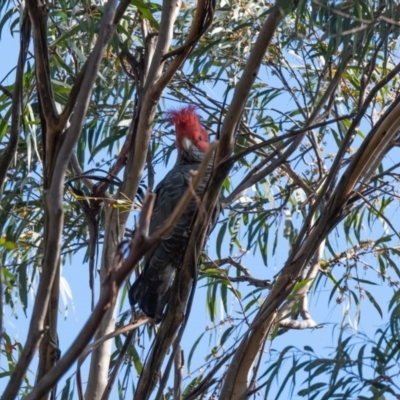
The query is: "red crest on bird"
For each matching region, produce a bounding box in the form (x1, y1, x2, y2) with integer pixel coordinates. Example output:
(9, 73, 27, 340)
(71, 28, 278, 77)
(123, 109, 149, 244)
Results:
(167, 105, 209, 153)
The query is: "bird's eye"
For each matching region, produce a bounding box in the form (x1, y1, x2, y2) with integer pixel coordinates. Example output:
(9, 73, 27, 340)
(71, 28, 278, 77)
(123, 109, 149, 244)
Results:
(198, 136, 202, 141)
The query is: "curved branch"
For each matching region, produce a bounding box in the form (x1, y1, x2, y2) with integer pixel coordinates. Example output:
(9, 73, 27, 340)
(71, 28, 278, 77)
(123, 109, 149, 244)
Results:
(157, 0, 215, 86)
(0, 12, 31, 198)
(26, 0, 58, 126)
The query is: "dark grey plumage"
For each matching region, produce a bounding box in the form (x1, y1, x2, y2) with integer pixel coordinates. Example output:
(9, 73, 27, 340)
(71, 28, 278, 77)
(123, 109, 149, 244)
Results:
(129, 106, 216, 320)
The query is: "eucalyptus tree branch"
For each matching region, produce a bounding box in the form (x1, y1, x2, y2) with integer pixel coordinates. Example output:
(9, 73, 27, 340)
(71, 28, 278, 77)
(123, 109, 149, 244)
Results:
(69, 152, 95, 191)
(135, 4, 288, 399)
(173, 346, 183, 400)
(158, 0, 215, 86)
(248, 334, 267, 394)
(183, 351, 234, 400)
(118, 0, 182, 221)
(222, 139, 292, 205)
(271, 62, 308, 120)
(274, 49, 361, 265)
(100, 329, 135, 400)
(307, 128, 326, 179)
(23, 142, 215, 399)
(240, 127, 313, 196)
(225, 181, 357, 397)
(59, 0, 131, 127)
(121, 0, 216, 210)
(2, 2, 119, 398)
(26, 0, 58, 126)
(201, 272, 272, 289)
(0, 84, 13, 98)
(113, 0, 132, 25)
(133, 142, 219, 400)
(215, 3, 285, 165)
(87, 10, 221, 392)
(358, 132, 400, 190)
(86, 0, 185, 394)
(134, 1, 291, 399)
(78, 320, 145, 400)
(0, 12, 30, 198)
(22, 191, 155, 400)
(278, 239, 325, 330)
(280, 163, 312, 196)
(358, 39, 384, 111)
(219, 46, 356, 400)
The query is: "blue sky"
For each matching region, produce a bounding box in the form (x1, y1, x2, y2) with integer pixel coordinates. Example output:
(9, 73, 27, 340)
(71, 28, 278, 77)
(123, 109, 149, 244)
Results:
(1, 7, 400, 400)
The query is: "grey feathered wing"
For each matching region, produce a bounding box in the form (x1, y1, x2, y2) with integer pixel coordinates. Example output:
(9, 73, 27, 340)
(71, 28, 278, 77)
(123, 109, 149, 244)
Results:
(129, 162, 211, 320)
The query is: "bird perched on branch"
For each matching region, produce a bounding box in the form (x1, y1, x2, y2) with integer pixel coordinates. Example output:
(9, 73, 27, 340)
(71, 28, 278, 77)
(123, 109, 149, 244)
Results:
(129, 105, 216, 321)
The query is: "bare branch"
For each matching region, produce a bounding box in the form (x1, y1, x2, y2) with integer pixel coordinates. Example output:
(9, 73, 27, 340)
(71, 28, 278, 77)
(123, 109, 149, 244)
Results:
(0, 13, 30, 198)
(77, 319, 148, 400)
(69, 152, 95, 191)
(59, 0, 131, 127)
(26, 0, 58, 126)
(157, 0, 215, 87)
(174, 346, 183, 400)
(215, 2, 288, 166)
(202, 273, 272, 289)
(100, 328, 136, 400)
(0, 84, 13, 98)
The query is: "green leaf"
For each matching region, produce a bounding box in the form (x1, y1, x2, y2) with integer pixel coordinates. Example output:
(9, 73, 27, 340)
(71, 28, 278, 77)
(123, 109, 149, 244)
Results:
(364, 289, 383, 318)
(131, 0, 160, 30)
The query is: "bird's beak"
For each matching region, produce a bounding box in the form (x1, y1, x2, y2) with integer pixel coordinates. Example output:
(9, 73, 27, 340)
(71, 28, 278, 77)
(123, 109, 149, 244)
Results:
(181, 137, 193, 152)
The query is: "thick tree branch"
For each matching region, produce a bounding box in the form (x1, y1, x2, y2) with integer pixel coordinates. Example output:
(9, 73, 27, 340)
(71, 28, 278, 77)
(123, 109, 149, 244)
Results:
(25, 141, 216, 400)
(26, 0, 58, 127)
(157, 0, 215, 87)
(215, 2, 287, 166)
(173, 346, 183, 400)
(132, 1, 294, 398)
(218, 12, 364, 400)
(87, 1, 216, 394)
(2, 2, 119, 398)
